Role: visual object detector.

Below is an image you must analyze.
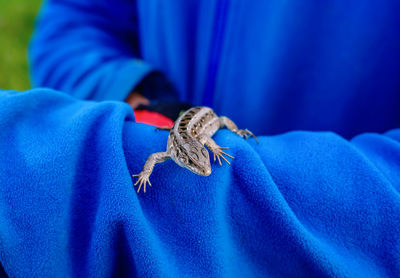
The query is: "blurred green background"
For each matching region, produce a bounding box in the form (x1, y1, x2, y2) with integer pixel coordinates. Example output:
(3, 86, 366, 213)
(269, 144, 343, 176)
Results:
(0, 0, 42, 91)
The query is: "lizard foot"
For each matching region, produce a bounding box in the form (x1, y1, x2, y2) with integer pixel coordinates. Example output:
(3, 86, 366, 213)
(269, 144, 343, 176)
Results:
(211, 147, 235, 166)
(132, 172, 152, 193)
(237, 129, 259, 143)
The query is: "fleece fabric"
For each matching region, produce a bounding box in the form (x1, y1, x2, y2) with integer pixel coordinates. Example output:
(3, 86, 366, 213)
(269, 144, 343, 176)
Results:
(0, 88, 399, 277)
(29, 0, 400, 138)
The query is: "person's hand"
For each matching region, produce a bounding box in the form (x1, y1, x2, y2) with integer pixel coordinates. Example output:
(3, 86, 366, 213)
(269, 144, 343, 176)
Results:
(126, 91, 150, 109)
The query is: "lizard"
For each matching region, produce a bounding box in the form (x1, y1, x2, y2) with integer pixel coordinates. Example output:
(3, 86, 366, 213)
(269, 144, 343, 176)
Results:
(132, 106, 258, 193)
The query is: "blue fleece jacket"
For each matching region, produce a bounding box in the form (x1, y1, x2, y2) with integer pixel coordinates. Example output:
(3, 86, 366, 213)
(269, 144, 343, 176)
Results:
(29, 0, 400, 138)
(16, 0, 400, 276)
(0, 88, 399, 277)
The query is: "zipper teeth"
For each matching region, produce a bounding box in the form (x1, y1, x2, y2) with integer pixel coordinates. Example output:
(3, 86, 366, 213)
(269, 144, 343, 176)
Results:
(202, 0, 229, 107)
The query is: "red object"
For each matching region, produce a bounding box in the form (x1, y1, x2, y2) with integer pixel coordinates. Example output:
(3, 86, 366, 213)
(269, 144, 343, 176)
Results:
(134, 110, 174, 128)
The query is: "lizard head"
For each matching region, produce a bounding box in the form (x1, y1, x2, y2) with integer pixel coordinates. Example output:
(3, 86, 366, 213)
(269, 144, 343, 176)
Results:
(175, 141, 211, 176)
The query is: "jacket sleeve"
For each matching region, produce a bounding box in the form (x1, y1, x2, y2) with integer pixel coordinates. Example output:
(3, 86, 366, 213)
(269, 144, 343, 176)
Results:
(0, 88, 399, 276)
(29, 0, 154, 101)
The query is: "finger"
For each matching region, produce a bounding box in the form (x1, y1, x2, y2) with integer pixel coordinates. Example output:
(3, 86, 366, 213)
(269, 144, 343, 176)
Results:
(221, 151, 234, 159)
(221, 155, 230, 165)
(245, 130, 259, 143)
(217, 155, 222, 166)
(137, 182, 143, 193)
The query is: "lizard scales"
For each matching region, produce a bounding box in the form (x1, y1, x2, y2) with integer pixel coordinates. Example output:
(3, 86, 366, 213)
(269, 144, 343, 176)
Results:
(133, 106, 258, 193)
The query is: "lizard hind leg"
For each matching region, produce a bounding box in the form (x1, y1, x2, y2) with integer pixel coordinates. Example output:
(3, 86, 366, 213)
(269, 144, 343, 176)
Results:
(219, 116, 259, 143)
(237, 129, 259, 143)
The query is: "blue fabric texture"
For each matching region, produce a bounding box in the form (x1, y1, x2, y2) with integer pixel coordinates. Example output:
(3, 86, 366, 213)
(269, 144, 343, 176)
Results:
(19, 0, 400, 276)
(30, 0, 400, 138)
(29, 0, 154, 102)
(0, 88, 399, 277)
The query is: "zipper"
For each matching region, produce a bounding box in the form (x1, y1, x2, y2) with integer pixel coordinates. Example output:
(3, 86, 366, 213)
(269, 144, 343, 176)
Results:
(202, 0, 230, 107)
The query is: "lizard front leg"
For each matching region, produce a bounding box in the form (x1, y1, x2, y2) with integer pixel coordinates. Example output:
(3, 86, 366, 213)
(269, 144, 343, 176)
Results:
(198, 134, 234, 166)
(219, 116, 259, 143)
(132, 152, 170, 193)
